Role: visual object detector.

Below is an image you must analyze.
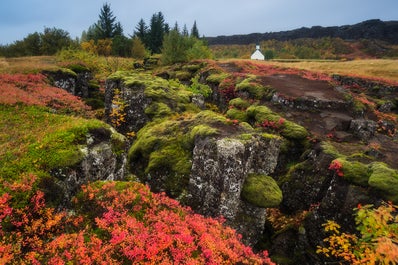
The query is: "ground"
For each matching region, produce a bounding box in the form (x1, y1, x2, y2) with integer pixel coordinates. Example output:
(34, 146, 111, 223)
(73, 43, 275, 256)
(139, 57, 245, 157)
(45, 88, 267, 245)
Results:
(216, 60, 398, 169)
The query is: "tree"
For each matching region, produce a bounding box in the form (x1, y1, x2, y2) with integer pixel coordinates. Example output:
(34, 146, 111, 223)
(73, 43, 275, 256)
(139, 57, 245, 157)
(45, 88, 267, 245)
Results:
(40, 27, 71, 55)
(161, 29, 188, 64)
(23, 32, 41, 55)
(131, 37, 147, 59)
(148, 12, 166, 54)
(134, 18, 148, 46)
(182, 24, 189, 37)
(95, 3, 119, 39)
(191, 21, 200, 38)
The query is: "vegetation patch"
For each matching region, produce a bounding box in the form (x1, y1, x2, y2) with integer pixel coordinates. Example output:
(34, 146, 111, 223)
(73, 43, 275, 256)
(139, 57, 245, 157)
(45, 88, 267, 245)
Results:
(368, 162, 398, 203)
(241, 174, 283, 208)
(236, 75, 274, 100)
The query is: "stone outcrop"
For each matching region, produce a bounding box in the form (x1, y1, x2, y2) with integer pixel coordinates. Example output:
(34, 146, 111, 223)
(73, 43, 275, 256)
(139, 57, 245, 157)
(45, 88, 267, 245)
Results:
(104, 78, 152, 134)
(50, 126, 128, 205)
(43, 69, 93, 98)
(188, 135, 282, 245)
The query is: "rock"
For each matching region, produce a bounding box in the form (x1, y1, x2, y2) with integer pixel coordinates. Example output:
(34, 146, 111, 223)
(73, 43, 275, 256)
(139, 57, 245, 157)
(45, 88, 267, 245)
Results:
(349, 119, 377, 141)
(50, 127, 128, 205)
(192, 94, 206, 109)
(43, 69, 92, 98)
(105, 78, 152, 134)
(188, 135, 282, 245)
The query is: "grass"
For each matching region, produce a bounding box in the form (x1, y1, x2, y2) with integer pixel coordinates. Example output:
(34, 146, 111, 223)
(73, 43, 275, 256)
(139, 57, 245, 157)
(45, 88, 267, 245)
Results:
(0, 56, 59, 73)
(0, 104, 107, 180)
(267, 59, 398, 83)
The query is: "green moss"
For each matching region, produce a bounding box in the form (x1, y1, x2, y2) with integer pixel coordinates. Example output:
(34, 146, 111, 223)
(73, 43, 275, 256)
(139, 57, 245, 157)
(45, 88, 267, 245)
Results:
(261, 133, 282, 140)
(281, 120, 308, 140)
(65, 63, 90, 73)
(145, 102, 173, 118)
(321, 141, 341, 159)
(246, 105, 275, 122)
(110, 129, 127, 156)
(194, 110, 228, 124)
(241, 174, 282, 208)
(236, 76, 274, 100)
(206, 73, 229, 84)
(239, 133, 253, 141)
(336, 158, 370, 186)
(239, 122, 254, 131)
(189, 125, 218, 142)
(188, 76, 212, 98)
(368, 162, 398, 203)
(226, 108, 248, 122)
(229, 98, 251, 110)
(174, 70, 192, 80)
(59, 67, 78, 77)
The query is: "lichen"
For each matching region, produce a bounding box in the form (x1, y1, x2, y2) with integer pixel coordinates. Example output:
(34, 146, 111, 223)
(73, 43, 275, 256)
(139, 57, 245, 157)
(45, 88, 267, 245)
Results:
(241, 174, 283, 208)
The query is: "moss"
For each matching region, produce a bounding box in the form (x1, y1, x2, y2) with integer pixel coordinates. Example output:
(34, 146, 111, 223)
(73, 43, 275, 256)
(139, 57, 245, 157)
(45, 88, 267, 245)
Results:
(145, 102, 173, 118)
(229, 98, 251, 110)
(59, 67, 78, 77)
(246, 105, 275, 122)
(368, 162, 398, 203)
(336, 158, 370, 186)
(110, 129, 127, 156)
(281, 120, 308, 140)
(226, 108, 248, 122)
(65, 63, 90, 73)
(188, 76, 212, 98)
(206, 73, 230, 84)
(236, 76, 274, 100)
(194, 110, 228, 124)
(239, 122, 254, 131)
(241, 174, 283, 208)
(189, 125, 218, 142)
(239, 133, 253, 141)
(321, 141, 341, 159)
(174, 71, 192, 80)
(261, 133, 282, 140)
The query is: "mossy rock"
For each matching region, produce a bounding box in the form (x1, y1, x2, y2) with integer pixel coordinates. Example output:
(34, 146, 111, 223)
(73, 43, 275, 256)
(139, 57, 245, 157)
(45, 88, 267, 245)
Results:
(226, 108, 248, 122)
(241, 174, 282, 208)
(229, 98, 251, 110)
(206, 73, 230, 84)
(236, 76, 274, 100)
(321, 141, 341, 159)
(65, 63, 90, 73)
(145, 102, 173, 118)
(335, 158, 370, 186)
(368, 162, 398, 203)
(189, 125, 218, 142)
(281, 120, 308, 140)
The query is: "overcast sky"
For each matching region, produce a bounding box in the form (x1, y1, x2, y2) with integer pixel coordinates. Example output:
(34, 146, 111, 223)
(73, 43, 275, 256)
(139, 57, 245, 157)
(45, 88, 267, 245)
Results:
(1, 0, 397, 45)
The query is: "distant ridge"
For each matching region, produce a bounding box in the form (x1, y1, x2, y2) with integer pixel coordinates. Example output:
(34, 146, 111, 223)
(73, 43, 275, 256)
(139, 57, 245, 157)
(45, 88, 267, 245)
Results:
(206, 19, 398, 45)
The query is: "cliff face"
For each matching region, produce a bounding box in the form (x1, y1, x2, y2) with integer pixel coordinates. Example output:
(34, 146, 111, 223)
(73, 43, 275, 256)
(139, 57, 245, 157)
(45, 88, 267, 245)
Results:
(206, 19, 398, 45)
(189, 135, 282, 245)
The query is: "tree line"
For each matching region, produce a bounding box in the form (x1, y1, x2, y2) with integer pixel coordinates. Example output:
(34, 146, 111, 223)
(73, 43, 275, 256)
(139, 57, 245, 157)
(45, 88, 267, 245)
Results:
(0, 3, 212, 64)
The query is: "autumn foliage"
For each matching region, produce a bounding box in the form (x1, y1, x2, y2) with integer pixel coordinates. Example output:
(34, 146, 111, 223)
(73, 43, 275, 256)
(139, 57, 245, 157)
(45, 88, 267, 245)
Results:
(317, 202, 398, 264)
(0, 73, 91, 115)
(0, 177, 275, 264)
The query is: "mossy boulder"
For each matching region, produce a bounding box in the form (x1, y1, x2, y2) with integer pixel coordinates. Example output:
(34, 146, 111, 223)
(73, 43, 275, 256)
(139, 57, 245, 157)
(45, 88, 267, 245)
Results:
(236, 76, 274, 100)
(226, 108, 248, 122)
(334, 158, 370, 186)
(241, 174, 282, 208)
(229, 97, 251, 110)
(368, 162, 398, 203)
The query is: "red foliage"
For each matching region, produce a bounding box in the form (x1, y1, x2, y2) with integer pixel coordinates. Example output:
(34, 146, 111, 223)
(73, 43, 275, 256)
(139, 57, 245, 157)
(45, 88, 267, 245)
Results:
(0, 178, 275, 264)
(0, 73, 91, 114)
(329, 160, 344, 177)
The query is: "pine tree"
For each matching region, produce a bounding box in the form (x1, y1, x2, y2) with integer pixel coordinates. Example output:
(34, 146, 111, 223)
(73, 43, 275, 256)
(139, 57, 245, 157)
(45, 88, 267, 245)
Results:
(182, 24, 189, 37)
(191, 21, 200, 39)
(134, 19, 148, 45)
(148, 12, 166, 54)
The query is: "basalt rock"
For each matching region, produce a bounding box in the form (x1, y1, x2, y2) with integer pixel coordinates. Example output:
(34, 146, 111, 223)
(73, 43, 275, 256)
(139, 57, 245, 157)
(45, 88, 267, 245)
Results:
(50, 127, 128, 206)
(188, 135, 282, 245)
(43, 69, 93, 98)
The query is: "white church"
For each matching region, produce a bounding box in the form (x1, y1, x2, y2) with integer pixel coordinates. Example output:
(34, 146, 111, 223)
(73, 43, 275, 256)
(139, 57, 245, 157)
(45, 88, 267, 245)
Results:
(250, 45, 265, 60)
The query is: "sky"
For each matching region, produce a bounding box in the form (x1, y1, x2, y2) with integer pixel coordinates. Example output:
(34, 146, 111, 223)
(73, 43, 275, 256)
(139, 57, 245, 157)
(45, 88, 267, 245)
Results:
(0, 0, 397, 45)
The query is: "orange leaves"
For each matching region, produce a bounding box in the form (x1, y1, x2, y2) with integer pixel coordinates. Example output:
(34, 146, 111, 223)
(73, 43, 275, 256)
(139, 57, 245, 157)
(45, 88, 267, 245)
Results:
(0, 179, 275, 264)
(317, 202, 398, 264)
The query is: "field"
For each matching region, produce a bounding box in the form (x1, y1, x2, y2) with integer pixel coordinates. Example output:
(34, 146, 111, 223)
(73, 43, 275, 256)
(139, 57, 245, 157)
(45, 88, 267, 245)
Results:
(268, 59, 398, 83)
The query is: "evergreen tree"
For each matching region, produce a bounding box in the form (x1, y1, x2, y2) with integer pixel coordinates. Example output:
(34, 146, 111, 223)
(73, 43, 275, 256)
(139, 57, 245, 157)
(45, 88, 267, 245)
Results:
(134, 18, 148, 46)
(96, 3, 118, 39)
(148, 12, 166, 54)
(182, 24, 189, 37)
(161, 29, 188, 64)
(191, 21, 200, 39)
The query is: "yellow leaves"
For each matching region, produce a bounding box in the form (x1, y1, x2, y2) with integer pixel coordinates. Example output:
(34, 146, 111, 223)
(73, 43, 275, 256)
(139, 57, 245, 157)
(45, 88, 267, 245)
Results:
(109, 89, 128, 128)
(323, 220, 341, 234)
(318, 203, 398, 264)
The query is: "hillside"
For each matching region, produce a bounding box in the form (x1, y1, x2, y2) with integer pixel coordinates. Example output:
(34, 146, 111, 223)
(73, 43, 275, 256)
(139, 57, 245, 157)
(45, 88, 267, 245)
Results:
(206, 19, 398, 45)
(1, 55, 398, 264)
